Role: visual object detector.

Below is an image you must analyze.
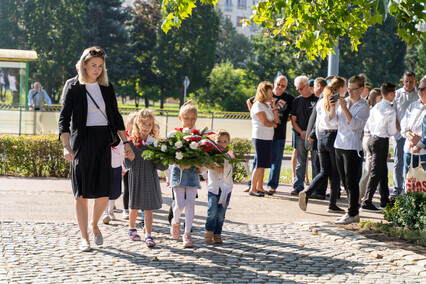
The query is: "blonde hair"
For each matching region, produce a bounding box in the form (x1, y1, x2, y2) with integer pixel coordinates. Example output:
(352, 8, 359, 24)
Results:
(324, 76, 346, 112)
(179, 100, 198, 117)
(215, 129, 231, 143)
(125, 112, 137, 130)
(77, 46, 109, 86)
(348, 74, 366, 88)
(132, 109, 159, 141)
(254, 81, 273, 104)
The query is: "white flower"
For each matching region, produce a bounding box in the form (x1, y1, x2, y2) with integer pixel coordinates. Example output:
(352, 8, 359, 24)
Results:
(167, 130, 177, 138)
(189, 141, 198, 150)
(153, 140, 158, 147)
(175, 141, 183, 148)
(161, 145, 167, 152)
(182, 128, 191, 134)
(175, 152, 183, 160)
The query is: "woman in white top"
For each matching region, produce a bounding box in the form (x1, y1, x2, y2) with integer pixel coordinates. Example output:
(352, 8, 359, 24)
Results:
(403, 77, 426, 173)
(59, 47, 135, 252)
(330, 74, 370, 224)
(299, 76, 346, 213)
(249, 81, 279, 196)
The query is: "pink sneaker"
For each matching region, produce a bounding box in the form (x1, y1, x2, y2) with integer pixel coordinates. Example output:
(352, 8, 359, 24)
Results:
(183, 232, 193, 248)
(170, 219, 180, 240)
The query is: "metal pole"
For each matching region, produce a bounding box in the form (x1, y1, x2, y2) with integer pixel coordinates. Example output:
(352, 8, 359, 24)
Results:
(26, 62, 29, 108)
(19, 106, 22, 136)
(211, 113, 214, 130)
(327, 39, 339, 76)
(165, 111, 169, 136)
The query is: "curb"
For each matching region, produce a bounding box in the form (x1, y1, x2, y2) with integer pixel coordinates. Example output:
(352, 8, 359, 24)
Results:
(293, 221, 426, 277)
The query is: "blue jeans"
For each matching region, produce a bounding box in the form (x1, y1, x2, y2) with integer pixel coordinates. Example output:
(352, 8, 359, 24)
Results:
(267, 139, 285, 189)
(247, 155, 257, 188)
(205, 190, 232, 234)
(392, 137, 405, 196)
(294, 135, 318, 192)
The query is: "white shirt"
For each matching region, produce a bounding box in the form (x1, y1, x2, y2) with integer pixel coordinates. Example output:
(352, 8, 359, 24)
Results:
(364, 98, 398, 138)
(315, 98, 338, 134)
(250, 101, 275, 140)
(86, 82, 108, 126)
(400, 100, 426, 155)
(206, 160, 233, 195)
(394, 86, 418, 139)
(331, 98, 369, 153)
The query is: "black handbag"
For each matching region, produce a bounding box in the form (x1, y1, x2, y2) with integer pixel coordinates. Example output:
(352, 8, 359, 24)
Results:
(86, 90, 120, 147)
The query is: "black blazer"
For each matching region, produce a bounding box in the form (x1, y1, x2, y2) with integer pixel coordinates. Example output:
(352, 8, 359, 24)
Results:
(58, 79, 125, 152)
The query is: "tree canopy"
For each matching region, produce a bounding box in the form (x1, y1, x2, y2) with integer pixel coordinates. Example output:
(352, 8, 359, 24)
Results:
(160, 0, 426, 59)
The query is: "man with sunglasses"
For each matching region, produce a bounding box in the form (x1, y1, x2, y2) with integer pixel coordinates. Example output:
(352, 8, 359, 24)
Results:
(391, 71, 418, 199)
(291, 75, 319, 195)
(245, 75, 294, 194)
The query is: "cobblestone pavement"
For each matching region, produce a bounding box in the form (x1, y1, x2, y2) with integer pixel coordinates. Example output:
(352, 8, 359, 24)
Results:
(1, 217, 425, 283)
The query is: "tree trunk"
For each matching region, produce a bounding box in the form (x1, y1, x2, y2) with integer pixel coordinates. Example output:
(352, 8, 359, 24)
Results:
(144, 97, 149, 108)
(160, 88, 164, 109)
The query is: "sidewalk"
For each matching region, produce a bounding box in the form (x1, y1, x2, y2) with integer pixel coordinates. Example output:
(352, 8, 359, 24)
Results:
(0, 176, 425, 282)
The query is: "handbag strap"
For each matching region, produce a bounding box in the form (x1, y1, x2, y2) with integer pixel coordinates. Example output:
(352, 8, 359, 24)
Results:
(86, 90, 111, 124)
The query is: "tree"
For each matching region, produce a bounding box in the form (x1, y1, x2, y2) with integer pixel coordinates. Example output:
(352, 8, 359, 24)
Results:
(160, 0, 426, 59)
(338, 16, 407, 87)
(195, 61, 255, 111)
(126, 0, 162, 107)
(154, 3, 220, 107)
(83, 0, 131, 85)
(416, 41, 426, 78)
(0, 0, 27, 49)
(215, 16, 253, 68)
(22, 0, 85, 102)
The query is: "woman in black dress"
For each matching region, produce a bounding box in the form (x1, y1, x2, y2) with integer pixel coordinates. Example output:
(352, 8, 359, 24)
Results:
(59, 46, 134, 251)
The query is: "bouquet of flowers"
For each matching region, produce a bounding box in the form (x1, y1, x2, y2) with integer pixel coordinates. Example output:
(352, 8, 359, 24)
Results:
(141, 127, 242, 167)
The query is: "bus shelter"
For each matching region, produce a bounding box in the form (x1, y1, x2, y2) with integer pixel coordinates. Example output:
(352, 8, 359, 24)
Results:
(0, 49, 38, 107)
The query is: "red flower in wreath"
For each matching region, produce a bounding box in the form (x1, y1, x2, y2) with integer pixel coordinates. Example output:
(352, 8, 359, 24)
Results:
(175, 127, 183, 132)
(204, 147, 212, 152)
(190, 129, 199, 135)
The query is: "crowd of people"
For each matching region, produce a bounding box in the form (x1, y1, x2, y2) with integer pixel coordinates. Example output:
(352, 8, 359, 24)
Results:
(59, 45, 424, 252)
(245, 71, 424, 225)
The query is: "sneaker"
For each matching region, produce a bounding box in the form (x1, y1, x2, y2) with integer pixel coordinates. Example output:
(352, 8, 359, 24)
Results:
(290, 190, 300, 196)
(122, 209, 129, 220)
(204, 231, 213, 243)
(360, 203, 381, 212)
(102, 214, 111, 224)
(183, 232, 193, 248)
(327, 205, 345, 213)
(79, 240, 91, 252)
(171, 219, 180, 240)
(298, 191, 307, 211)
(335, 213, 360, 224)
(109, 212, 116, 221)
(128, 228, 141, 241)
(213, 234, 223, 244)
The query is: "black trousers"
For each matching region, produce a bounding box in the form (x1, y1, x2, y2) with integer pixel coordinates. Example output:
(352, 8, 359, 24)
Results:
(363, 136, 390, 206)
(335, 148, 362, 217)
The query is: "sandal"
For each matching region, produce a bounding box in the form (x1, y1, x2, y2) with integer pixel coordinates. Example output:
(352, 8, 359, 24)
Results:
(267, 188, 276, 195)
(145, 236, 156, 247)
(128, 229, 141, 241)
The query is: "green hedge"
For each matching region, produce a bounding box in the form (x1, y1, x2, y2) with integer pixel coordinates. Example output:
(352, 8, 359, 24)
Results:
(0, 135, 70, 178)
(383, 192, 426, 230)
(231, 137, 251, 182)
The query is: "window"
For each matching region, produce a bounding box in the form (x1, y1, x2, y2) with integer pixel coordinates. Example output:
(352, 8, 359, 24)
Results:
(237, 0, 246, 9)
(225, 0, 232, 11)
(236, 16, 244, 27)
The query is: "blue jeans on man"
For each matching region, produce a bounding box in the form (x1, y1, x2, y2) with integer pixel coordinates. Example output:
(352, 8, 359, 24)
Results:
(205, 190, 232, 235)
(294, 135, 318, 193)
(267, 139, 286, 189)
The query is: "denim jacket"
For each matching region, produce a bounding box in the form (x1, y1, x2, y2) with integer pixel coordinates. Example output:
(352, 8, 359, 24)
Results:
(170, 164, 201, 189)
(418, 114, 426, 149)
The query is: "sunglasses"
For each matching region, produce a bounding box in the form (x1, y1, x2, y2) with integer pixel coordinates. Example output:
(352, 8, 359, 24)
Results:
(347, 86, 363, 92)
(277, 83, 287, 88)
(297, 84, 307, 92)
(83, 49, 106, 60)
(419, 87, 426, 92)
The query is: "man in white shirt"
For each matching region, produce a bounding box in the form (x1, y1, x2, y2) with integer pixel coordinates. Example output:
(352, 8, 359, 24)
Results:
(28, 82, 52, 110)
(361, 82, 399, 211)
(392, 71, 418, 198)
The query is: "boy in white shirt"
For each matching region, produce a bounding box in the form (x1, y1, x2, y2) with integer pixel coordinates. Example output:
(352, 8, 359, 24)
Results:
(204, 130, 234, 244)
(361, 82, 399, 211)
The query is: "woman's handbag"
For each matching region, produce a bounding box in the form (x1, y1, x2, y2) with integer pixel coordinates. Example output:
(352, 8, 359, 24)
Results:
(86, 90, 120, 147)
(405, 154, 426, 193)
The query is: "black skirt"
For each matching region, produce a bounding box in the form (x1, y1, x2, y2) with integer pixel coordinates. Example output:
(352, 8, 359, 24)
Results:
(71, 126, 112, 199)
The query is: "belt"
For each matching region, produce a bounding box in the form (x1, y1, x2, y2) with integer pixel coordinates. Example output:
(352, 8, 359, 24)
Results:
(371, 135, 389, 140)
(322, 129, 337, 133)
